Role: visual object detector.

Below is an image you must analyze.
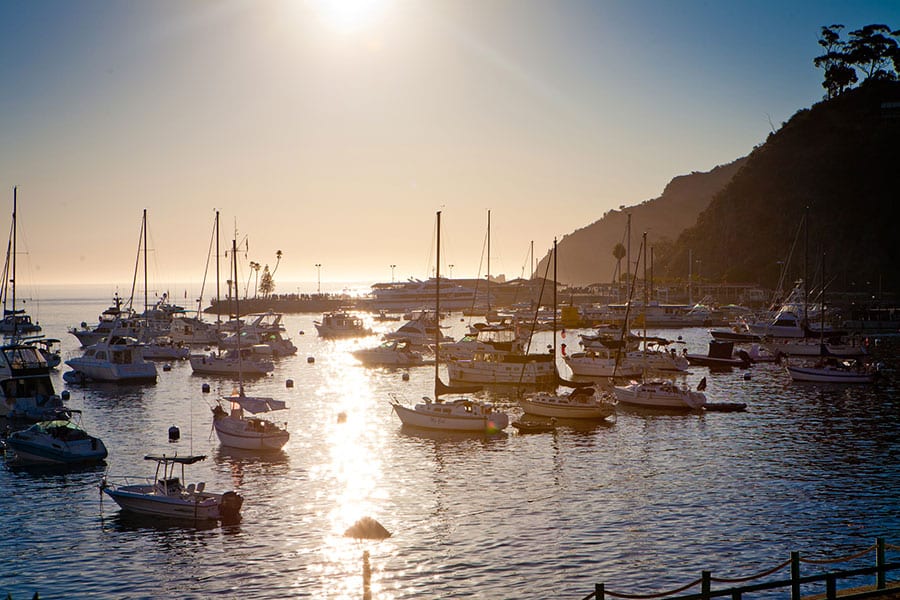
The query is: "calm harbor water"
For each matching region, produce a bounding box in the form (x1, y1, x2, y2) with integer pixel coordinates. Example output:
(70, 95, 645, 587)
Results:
(2, 292, 899, 599)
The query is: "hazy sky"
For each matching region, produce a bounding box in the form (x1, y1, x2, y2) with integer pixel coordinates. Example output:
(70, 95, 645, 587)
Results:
(2, 0, 898, 292)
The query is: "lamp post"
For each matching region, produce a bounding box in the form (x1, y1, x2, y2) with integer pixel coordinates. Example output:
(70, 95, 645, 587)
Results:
(315, 263, 322, 294)
(390, 264, 396, 283)
(448, 264, 454, 279)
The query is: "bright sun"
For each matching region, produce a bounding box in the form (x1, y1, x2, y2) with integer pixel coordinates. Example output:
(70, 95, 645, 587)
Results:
(309, 0, 388, 34)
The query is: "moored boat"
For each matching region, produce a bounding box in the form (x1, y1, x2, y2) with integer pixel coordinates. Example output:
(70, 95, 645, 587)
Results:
(5, 411, 107, 466)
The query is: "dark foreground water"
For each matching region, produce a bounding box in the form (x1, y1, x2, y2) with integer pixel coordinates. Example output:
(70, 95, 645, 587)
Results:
(1, 295, 899, 599)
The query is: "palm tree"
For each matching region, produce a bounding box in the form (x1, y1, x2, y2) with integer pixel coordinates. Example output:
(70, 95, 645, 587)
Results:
(271, 250, 283, 277)
(612, 243, 626, 284)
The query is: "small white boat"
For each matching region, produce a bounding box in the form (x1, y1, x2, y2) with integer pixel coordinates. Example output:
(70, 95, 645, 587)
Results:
(5, 411, 107, 466)
(383, 311, 453, 347)
(352, 339, 424, 367)
(189, 348, 274, 376)
(520, 385, 616, 420)
(102, 454, 243, 523)
(64, 335, 158, 384)
(786, 358, 879, 383)
(564, 350, 643, 378)
(613, 379, 707, 410)
(314, 311, 373, 337)
(139, 336, 191, 360)
(219, 312, 297, 357)
(211, 392, 289, 451)
(169, 316, 222, 345)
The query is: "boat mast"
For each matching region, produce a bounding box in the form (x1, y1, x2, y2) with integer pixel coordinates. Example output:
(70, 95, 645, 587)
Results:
(552, 237, 557, 360)
(215, 210, 221, 336)
(143, 209, 148, 317)
(486, 209, 491, 313)
(232, 237, 244, 395)
(11, 186, 17, 336)
(435, 211, 441, 398)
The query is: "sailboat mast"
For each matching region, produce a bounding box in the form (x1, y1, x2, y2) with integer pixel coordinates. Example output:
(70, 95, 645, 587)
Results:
(11, 186, 16, 332)
(215, 210, 221, 334)
(642, 231, 648, 359)
(486, 209, 491, 313)
(143, 209, 148, 316)
(435, 211, 441, 391)
(233, 238, 244, 395)
(552, 237, 557, 359)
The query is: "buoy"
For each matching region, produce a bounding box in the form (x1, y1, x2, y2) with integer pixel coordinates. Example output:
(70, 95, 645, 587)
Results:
(286, 379, 294, 388)
(402, 372, 410, 381)
(307, 356, 315, 364)
(337, 411, 347, 423)
(163, 364, 172, 372)
(299, 330, 305, 335)
(202, 383, 210, 393)
(168, 425, 180, 442)
(743, 372, 751, 380)
(61, 390, 70, 401)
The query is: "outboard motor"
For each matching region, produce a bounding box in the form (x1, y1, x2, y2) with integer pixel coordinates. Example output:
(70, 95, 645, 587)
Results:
(219, 491, 244, 524)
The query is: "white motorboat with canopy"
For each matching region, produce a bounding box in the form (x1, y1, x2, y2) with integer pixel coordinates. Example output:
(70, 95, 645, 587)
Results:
(102, 454, 243, 523)
(5, 410, 107, 466)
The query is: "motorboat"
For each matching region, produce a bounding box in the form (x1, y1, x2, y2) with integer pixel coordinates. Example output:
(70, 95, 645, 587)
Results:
(4, 411, 107, 466)
(763, 336, 867, 358)
(390, 211, 509, 433)
(352, 339, 424, 367)
(190, 348, 274, 376)
(68, 294, 142, 348)
(613, 379, 708, 410)
(383, 311, 453, 347)
(0, 343, 70, 422)
(21, 336, 62, 369)
(219, 312, 297, 357)
(138, 335, 191, 360)
(211, 391, 289, 451)
(786, 357, 879, 384)
(314, 311, 373, 337)
(64, 336, 158, 384)
(520, 385, 615, 420)
(101, 454, 243, 523)
(511, 419, 558, 434)
(0, 310, 41, 336)
(169, 315, 222, 345)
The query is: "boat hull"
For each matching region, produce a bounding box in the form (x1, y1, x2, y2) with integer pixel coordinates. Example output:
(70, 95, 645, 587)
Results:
(103, 486, 223, 521)
(213, 419, 289, 451)
(613, 382, 707, 409)
(5, 438, 107, 465)
(520, 395, 614, 419)
(392, 402, 508, 432)
(786, 365, 876, 383)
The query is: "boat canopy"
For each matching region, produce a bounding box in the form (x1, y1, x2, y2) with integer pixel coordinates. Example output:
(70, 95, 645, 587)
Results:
(224, 395, 287, 413)
(144, 454, 207, 465)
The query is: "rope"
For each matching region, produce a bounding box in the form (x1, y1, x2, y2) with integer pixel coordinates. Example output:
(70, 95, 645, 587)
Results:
(799, 544, 876, 565)
(710, 557, 793, 584)
(886, 543, 900, 551)
(603, 577, 704, 599)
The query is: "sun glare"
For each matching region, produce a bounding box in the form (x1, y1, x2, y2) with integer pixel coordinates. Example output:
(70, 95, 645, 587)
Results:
(309, 0, 388, 34)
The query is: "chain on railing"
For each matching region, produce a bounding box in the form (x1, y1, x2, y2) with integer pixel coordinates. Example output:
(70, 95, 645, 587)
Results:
(585, 537, 897, 600)
(798, 543, 877, 565)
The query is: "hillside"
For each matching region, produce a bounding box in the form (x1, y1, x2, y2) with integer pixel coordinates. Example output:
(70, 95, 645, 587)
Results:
(655, 80, 900, 294)
(536, 158, 746, 285)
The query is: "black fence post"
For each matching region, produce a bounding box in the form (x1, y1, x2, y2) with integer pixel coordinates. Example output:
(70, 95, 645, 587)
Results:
(595, 583, 604, 600)
(826, 573, 837, 600)
(876, 537, 886, 590)
(702, 571, 711, 600)
(791, 551, 801, 600)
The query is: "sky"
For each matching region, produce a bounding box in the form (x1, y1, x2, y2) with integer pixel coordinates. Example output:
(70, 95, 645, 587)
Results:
(2, 0, 899, 294)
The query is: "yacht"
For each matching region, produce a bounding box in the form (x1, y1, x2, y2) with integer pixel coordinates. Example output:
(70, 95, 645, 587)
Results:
(64, 336, 158, 384)
(0, 343, 69, 422)
(314, 311, 373, 338)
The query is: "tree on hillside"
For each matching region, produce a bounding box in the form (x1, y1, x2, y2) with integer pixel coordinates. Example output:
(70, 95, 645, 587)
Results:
(814, 23, 899, 97)
(847, 24, 899, 81)
(612, 243, 626, 284)
(814, 24, 857, 99)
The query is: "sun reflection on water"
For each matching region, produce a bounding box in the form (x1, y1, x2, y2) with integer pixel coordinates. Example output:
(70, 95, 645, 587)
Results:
(307, 338, 397, 599)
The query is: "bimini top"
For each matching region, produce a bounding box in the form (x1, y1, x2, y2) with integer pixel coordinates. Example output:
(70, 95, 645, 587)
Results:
(144, 454, 207, 465)
(224, 395, 287, 414)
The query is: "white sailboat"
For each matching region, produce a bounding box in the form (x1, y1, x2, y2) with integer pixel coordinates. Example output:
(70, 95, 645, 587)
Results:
(390, 211, 509, 433)
(0, 187, 41, 336)
(210, 239, 290, 451)
(520, 238, 615, 421)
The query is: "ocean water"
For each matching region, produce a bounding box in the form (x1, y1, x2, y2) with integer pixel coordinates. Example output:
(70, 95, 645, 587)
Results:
(1, 294, 899, 599)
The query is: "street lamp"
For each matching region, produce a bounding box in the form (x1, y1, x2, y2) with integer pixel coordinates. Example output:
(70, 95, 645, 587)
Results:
(448, 264, 454, 279)
(315, 263, 322, 294)
(390, 264, 396, 283)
